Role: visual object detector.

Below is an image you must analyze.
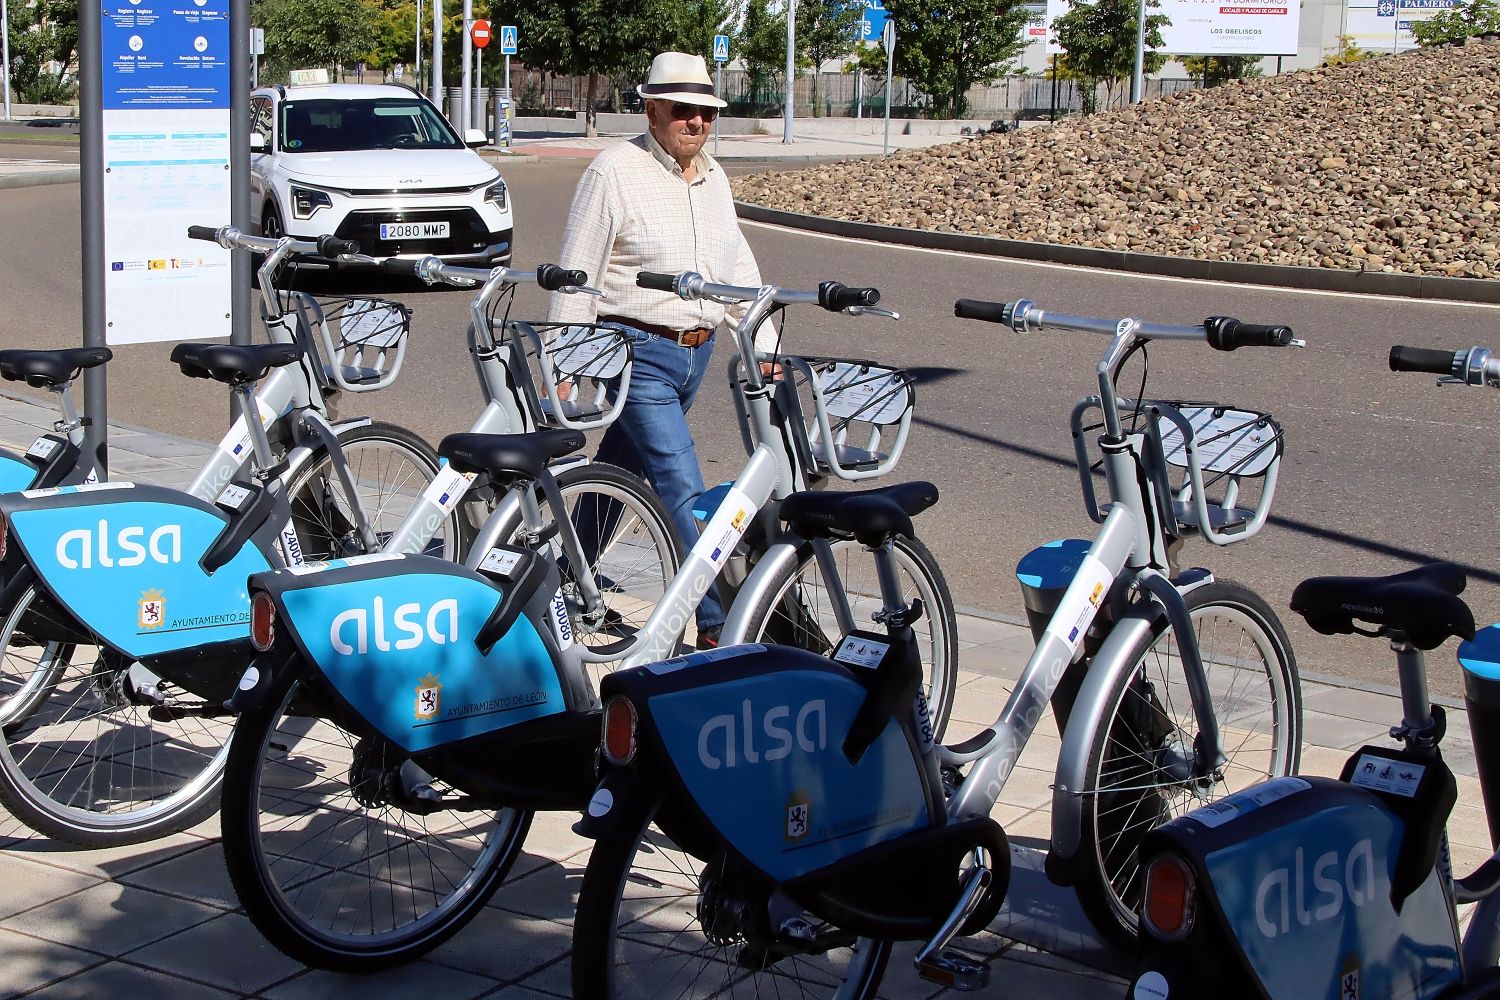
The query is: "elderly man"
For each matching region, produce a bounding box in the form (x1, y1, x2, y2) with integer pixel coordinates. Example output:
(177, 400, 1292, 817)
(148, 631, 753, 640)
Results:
(549, 51, 774, 650)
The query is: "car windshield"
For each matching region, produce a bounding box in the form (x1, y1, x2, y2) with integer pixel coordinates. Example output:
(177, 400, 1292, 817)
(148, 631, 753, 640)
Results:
(279, 98, 462, 153)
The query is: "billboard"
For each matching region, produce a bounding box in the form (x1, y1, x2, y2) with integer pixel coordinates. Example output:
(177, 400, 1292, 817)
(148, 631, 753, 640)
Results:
(1345, 0, 1457, 53)
(1045, 0, 1300, 55)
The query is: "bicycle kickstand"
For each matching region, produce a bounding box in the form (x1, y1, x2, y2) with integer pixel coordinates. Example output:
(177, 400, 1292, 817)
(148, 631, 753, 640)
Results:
(913, 847, 993, 991)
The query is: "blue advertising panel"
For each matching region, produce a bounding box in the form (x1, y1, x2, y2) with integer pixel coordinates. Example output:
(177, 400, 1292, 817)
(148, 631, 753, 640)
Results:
(99, 0, 232, 344)
(857, 0, 888, 42)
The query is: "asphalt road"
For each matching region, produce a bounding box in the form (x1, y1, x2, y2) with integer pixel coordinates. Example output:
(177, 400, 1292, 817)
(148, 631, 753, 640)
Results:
(4, 143, 1499, 698)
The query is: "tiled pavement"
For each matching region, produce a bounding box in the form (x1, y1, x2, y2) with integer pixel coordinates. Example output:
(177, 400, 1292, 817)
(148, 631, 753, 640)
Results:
(0, 388, 1492, 999)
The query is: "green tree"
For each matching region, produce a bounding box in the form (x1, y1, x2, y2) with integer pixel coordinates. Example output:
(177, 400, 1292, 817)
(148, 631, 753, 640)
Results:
(4, 0, 78, 105)
(1411, 0, 1500, 44)
(253, 0, 380, 81)
(796, 0, 861, 116)
(1052, 0, 1168, 113)
(882, 0, 1031, 119)
(1179, 54, 1263, 86)
(1320, 33, 1377, 65)
(737, 0, 790, 110)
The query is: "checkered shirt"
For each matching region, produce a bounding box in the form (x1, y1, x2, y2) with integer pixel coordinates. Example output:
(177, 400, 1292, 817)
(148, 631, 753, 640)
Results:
(547, 132, 775, 351)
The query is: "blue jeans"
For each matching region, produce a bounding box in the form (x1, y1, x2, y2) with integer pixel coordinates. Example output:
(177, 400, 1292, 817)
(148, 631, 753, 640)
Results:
(588, 325, 726, 633)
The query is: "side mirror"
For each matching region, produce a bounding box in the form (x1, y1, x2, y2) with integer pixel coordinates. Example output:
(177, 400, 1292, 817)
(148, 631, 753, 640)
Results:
(464, 128, 488, 148)
(250, 133, 267, 153)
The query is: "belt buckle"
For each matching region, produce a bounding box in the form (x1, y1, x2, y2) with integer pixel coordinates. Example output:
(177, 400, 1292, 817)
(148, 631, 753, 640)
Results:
(677, 328, 708, 348)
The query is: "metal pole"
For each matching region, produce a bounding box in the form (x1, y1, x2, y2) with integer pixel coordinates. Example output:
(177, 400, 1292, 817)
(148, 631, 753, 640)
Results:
(475, 47, 483, 131)
(504, 53, 512, 148)
(460, 0, 472, 133)
(855, 63, 862, 119)
(432, 0, 443, 106)
(80, 0, 107, 476)
(882, 21, 893, 154)
(783, 0, 795, 143)
(1130, 0, 1146, 103)
(1, 0, 12, 121)
(714, 63, 721, 155)
(416, 0, 423, 92)
(231, 0, 252, 349)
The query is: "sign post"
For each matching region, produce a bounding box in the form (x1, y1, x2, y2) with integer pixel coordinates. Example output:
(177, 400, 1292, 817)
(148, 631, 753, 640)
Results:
(471, 18, 489, 133)
(250, 26, 263, 88)
(500, 25, 517, 149)
(713, 34, 728, 156)
(431, 0, 442, 108)
(1, 0, 11, 120)
(856, 1, 888, 121)
(460, 0, 473, 133)
(415, 0, 422, 92)
(882, 20, 894, 155)
(784, 0, 795, 144)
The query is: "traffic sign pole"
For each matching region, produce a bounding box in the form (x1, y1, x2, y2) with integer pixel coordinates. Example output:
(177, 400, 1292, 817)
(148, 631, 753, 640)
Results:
(713, 34, 728, 157)
(784, 0, 795, 144)
(882, 21, 894, 155)
(460, 0, 472, 133)
(432, 0, 442, 108)
(500, 26, 517, 149)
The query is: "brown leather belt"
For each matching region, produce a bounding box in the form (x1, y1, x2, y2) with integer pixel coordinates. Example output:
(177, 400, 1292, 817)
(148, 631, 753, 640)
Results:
(599, 315, 713, 348)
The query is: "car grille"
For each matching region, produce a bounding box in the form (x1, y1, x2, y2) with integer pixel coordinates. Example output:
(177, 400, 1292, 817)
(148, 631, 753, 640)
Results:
(334, 208, 507, 257)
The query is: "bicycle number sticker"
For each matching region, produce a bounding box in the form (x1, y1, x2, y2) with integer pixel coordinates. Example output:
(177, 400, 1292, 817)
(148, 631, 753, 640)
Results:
(22, 482, 133, 499)
(1041, 554, 1113, 654)
(1348, 754, 1425, 798)
(421, 466, 477, 515)
(1187, 775, 1312, 828)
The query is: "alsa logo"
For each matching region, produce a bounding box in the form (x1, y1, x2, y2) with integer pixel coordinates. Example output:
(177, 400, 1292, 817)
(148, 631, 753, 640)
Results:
(330, 596, 460, 655)
(56, 522, 182, 570)
(697, 699, 827, 770)
(1254, 839, 1376, 938)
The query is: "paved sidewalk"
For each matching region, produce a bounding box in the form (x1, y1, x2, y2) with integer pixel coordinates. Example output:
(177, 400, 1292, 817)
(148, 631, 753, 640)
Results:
(506, 129, 967, 163)
(0, 389, 1490, 999)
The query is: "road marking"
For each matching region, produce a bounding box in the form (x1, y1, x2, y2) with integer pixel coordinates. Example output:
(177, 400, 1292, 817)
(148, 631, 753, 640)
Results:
(742, 219, 1500, 311)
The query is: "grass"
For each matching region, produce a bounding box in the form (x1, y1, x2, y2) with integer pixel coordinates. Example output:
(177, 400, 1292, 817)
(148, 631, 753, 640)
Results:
(0, 130, 79, 145)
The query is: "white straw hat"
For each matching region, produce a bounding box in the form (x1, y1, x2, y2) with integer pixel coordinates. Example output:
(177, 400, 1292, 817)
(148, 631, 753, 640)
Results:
(637, 52, 728, 109)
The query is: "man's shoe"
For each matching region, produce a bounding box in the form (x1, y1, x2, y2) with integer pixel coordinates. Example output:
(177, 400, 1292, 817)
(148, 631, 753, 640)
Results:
(694, 626, 722, 651)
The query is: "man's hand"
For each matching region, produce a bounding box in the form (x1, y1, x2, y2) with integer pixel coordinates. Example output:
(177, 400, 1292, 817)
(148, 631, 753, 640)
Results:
(558, 378, 575, 400)
(759, 361, 783, 381)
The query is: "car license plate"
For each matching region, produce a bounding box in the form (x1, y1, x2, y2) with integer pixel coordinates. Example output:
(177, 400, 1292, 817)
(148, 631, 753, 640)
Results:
(379, 221, 449, 240)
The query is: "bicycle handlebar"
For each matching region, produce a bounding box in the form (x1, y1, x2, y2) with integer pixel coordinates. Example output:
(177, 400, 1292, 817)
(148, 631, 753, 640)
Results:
(185, 224, 360, 259)
(819, 281, 879, 311)
(637, 270, 890, 315)
(1390, 345, 1459, 376)
(637, 271, 676, 292)
(954, 297, 1303, 350)
(398, 254, 597, 294)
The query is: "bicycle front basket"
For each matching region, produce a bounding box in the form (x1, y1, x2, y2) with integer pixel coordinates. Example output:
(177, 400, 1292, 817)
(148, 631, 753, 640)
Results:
(504, 321, 634, 431)
(781, 357, 915, 481)
(310, 296, 413, 392)
(1150, 401, 1284, 545)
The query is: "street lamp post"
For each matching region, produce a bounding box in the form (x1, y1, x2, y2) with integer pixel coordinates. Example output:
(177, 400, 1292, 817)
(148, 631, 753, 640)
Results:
(2, 0, 13, 121)
(415, 0, 423, 92)
(1129, 0, 1147, 103)
(432, 0, 443, 107)
(783, 0, 795, 144)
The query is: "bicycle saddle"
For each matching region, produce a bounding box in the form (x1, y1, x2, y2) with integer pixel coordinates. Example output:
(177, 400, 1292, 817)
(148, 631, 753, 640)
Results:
(0, 347, 112, 388)
(170, 343, 303, 386)
(439, 429, 585, 482)
(780, 481, 938, 547)
(1290, 562, 1475, 650)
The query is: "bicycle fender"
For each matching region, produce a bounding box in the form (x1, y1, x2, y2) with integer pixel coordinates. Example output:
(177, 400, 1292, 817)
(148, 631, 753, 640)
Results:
(1465, 890, 1500, 978)
(224, 648, 301, 715)
(573, 766, 659, 841)
(1047, 605, 1159, 872)
(718, 540, 805, 644)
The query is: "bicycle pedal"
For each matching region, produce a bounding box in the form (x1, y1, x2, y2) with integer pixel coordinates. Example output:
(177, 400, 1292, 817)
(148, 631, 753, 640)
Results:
(916, 949, 989, 991)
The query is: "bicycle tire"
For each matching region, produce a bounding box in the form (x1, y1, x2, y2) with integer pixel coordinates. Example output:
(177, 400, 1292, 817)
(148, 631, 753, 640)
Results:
(1073, 579, 1302, 947)
(0, 584, 229, 846)
(573, 792, 891, 999)
(220, 665, 531, 970)
(721, 534, 960, 740)
(490, 462, 681, 687)
(283, 420, 462, 563)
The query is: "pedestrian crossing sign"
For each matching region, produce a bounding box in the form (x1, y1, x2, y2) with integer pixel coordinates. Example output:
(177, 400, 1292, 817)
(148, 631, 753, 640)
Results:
(500, 24, 518, 55)
(713, 35, 730, 62)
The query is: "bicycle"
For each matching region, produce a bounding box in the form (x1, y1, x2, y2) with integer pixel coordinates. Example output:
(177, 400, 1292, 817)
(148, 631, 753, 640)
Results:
(1129, 342, 1500, 1000)
(217, 271, 955, 970)
(0, 227, 459, 845)
(568, 298, 1306, 998)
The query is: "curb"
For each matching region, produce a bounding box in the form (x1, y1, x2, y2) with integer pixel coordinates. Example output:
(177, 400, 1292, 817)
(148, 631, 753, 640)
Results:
(0, 167, 80, 190)
(481, 150, 541, 164)
(734, 202, 1500, 305)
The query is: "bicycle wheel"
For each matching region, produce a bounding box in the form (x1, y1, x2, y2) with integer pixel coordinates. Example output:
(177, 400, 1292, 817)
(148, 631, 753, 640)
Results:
(284, 420, 460, 562)
(0, 585, 229, 846)
(573, 794, 891, 999)
(723, 535, 959, 740)
(494, 463, 680, 686)
(1074, 579, 1301, 947)
(220, 665, 531, 970)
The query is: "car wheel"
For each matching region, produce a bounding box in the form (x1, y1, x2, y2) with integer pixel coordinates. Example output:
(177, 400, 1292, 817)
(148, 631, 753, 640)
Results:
(262, 204, 283, 239)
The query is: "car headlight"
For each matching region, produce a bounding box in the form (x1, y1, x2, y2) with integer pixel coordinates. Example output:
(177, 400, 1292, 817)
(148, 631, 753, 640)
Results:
(485, 178, 508, 210)
(290, 185, 333, 220)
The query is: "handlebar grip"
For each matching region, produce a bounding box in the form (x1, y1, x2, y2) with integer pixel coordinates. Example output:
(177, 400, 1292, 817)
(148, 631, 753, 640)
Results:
(636, 271, 678, 292)
(953, 298, 1009, 323)
(1389, 345, 1459, 375)
(381, 258, 421, 276)
(536, 263, 588, 292)
(818, 281, 880, 311)
(1204, 316, 1296, 351)
(317, 235, 360, 257)
(186, 225, 219, 242)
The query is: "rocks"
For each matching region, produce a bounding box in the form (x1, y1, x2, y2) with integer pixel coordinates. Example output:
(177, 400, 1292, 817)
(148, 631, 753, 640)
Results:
(732, 41, 1500, 280)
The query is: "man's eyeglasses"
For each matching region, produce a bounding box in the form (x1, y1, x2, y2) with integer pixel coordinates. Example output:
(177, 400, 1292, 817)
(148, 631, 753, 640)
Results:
(671, 102, 718, 122)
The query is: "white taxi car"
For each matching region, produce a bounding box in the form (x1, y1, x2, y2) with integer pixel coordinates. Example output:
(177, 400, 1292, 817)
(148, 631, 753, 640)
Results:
(249, 83, 513, 264)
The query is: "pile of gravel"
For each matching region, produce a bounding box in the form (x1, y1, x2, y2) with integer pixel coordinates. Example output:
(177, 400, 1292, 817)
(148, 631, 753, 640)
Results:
(732, 38, 1500, 278)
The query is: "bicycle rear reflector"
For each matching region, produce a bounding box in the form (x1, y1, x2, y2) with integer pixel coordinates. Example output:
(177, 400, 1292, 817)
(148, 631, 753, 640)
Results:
(251, 592, 277, 652)
(602, 695, 638, 765)
(1143, 852, 1197, 941)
